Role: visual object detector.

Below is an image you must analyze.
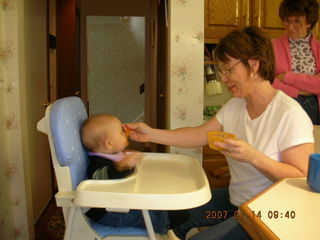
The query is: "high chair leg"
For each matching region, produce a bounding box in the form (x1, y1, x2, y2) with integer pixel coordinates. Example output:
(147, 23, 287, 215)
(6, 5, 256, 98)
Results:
(64, 207, 76, 240)
(142, 210, 156, 240)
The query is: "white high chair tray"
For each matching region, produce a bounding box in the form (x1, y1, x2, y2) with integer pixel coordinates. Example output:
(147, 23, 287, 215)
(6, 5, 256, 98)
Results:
(75, 153, 211, 210)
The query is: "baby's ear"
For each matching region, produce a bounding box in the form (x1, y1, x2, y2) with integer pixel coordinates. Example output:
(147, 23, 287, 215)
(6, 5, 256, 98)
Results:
(102, 137, 113, 150)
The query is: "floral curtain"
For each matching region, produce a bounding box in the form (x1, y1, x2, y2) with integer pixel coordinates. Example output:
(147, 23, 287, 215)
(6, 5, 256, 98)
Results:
(0, 0, 30, 239)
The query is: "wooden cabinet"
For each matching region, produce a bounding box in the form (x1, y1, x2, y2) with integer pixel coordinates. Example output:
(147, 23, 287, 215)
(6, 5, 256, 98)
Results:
(312, 1, 320, 40)
(251, 0, 285, 39)
(204, 0, 285, 42)
(202, 145, 230, 189)
(205, 0, 250, 42)
(205, 0, 320, 41)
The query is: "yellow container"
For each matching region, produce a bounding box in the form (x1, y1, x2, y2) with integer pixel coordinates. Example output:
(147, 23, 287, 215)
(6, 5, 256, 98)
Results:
(208, 131, 236, 151)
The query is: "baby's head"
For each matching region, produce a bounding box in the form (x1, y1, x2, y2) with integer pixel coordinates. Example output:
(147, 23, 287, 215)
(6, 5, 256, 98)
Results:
(81, 114, 129, 154)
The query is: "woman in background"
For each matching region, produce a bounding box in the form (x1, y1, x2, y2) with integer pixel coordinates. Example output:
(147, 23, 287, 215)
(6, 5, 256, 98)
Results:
(272, 0, 320, 124)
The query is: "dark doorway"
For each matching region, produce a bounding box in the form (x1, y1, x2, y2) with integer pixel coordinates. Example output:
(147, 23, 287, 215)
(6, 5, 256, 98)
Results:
(55, 0, 166, 152)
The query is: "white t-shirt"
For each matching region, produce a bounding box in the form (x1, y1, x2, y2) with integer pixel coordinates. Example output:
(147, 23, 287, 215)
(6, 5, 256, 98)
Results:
(215, 90, 314, 206)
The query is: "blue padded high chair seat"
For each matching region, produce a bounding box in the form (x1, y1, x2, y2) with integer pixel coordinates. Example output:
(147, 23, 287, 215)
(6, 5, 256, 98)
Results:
(50, 97, 88, 189)
(49, 97, 148, 238)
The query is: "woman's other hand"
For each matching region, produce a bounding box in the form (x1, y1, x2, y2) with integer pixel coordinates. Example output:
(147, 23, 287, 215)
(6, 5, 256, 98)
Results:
(215, 137, 311, 180)
(215, 138, 260, 164)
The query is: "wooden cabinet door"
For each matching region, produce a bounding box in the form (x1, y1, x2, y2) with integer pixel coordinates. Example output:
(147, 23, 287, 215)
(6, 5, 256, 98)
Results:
(313, 23, 320, 40)
(203, 146, 230, 189)
(312, 1, 320, 40)
(252, 0, 285, 39)
(205, 0, 250, 41)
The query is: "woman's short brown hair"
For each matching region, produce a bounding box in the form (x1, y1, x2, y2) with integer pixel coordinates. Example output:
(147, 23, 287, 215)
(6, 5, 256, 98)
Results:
(214, 26, 275, 83)
(279, 0, 319, 30)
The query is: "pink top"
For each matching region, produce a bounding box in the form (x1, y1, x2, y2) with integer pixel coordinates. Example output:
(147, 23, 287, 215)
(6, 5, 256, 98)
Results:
(272, 33, 320, 101)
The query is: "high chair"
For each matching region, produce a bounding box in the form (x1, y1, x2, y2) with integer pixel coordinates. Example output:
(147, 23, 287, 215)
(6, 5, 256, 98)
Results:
(37, 96, 211, 240)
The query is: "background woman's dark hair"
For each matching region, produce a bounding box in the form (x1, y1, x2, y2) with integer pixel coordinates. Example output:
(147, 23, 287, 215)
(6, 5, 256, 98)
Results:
(214, 26, 275, 83)
(279, 0, 319, 30)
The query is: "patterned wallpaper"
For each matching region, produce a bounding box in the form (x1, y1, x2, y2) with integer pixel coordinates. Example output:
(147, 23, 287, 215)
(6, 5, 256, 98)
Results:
(0, 0, 30, 239)
(87, 16, 145, 123)
(169, 0, 204, 160)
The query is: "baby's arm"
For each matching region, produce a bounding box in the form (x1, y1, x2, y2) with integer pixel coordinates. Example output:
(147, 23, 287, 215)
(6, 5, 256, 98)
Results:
(114, 152, 143, 171)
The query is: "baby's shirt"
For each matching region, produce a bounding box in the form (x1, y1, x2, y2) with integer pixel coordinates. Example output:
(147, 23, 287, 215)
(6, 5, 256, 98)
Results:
(85, 151, 135, 222)
(87, 151, 134, 180)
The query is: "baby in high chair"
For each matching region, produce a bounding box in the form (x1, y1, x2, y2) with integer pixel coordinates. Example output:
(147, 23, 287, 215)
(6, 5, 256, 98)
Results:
(82, 114, 141, 178)
(81, 114, 170, 234)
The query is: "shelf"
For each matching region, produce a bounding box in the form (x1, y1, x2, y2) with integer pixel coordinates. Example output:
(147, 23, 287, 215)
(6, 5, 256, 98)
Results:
(204, 43, 218, 62)
(205, 38, 220, 44)
(204, 61, 217, 65)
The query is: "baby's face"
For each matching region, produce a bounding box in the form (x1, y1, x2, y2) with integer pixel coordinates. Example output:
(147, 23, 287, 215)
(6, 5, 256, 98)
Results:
(108, 120, 129, 152)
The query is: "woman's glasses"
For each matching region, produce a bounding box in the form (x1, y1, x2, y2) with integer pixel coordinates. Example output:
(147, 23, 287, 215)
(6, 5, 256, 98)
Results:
(283, 18, 305, 28)
(217, 61, 242, 76)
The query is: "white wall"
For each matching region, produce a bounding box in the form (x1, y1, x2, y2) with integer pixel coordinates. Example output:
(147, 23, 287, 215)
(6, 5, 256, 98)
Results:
(87, 16, 145, 123)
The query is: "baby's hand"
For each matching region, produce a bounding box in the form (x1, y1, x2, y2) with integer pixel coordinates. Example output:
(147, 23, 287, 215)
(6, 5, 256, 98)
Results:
(115, 152, 143, 171)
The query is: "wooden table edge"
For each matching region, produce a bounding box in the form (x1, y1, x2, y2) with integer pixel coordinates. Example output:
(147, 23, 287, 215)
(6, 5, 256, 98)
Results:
(237, 179, 286, 240)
